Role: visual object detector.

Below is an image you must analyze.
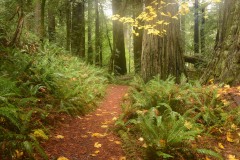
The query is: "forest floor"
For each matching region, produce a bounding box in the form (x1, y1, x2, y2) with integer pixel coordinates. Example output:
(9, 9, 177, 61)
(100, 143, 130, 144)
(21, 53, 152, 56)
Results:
(41, 84, 240, 160)
(42, 85, 129, 160)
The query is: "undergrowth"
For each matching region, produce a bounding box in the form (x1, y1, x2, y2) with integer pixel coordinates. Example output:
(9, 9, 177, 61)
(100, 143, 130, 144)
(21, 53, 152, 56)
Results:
(0, 44, 108, 159)
(116, 76, 237, 160)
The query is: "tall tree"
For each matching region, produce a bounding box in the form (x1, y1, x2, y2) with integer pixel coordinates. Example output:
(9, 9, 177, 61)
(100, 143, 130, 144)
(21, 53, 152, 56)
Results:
(201, 0, 240, 85)
(141, 0, 186, 82)
(95, 0, 102, 66)
(112, 0, 127, 75)
(48, 0, 57, 42)
(87, 0, 94, 64)
(194, 0, 200, 54)
(132, 0, 143, 74)
(66, 0, 71, 51)
(200, 5, 206, 54)
(34, 0, 46, 42)
(71, 0, 85, 57)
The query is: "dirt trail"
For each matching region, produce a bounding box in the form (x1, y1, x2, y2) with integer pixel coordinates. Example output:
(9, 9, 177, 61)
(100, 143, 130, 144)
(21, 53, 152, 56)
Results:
(42, 85, 129, 160)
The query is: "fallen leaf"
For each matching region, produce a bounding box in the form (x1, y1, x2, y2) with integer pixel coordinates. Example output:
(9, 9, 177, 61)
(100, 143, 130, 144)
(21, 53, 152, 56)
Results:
(119, 156, 126, 160)
(81, 135, 88, 138)
(138, 137, 144, 142)
(228, 154, 239, 160)
(57, 157, 69, 160)
(94, 150, 100, 154)
(142, 143, 148, 148)
(101, 125, 108, 128)
(114, 141, 121, 145)
(55, 135, 64, 139)
(218, 142, 224, 149)
(227, 132, 234, 142)
(184, 121, 193, 130)
(90, 154, 97, 157)
(91, 133, 107, 138)
(95, 114, 102, 116)
(205, 157, 211, 160)
(112, 117, 117, 121)
(94, 142, 102, 148)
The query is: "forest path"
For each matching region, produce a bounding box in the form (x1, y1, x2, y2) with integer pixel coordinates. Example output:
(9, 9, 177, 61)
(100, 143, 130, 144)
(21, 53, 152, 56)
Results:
(43, 85, 129, 160)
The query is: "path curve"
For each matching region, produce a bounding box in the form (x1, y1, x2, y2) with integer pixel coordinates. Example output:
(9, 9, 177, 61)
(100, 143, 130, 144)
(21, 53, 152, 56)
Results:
(43, 85, 129, 160)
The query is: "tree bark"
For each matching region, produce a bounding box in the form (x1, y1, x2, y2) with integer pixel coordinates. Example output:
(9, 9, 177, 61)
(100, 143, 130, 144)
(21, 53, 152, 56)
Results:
(132, 0, 143, 74)
(71, 1, 85, 58)
(66, 0, 71, 51)
(141, 0, 186, 82)
(87, 0, 94, 64)
(112, 0, 127, 75)
(95, 0, 102, 66)
(200, 0, 240, 85)
(194, 0, 200, 54)
(200, 6, 206, 54)
(48, 1, 56, 42)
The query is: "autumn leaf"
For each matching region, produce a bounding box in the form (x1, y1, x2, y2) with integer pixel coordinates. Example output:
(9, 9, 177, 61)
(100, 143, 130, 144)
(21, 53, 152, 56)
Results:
(91, 133, 107, 138)
(81, 135, 88, 138)
(228, 154, 239, 160)
(112, 117, 117, 121)
(226, 132, 234, 142)
(114, 141, 122, 145)
(94, 150, 100, 154)
(57, 157, 69, 160)
(55, 135, 64, 139)
(94, 142, 102, 148)
(101, 125, 108, 128)
(90, 154, 97, 157)
(218, 142, 224, 149)
(205, 157, 211, 160)
(184, 121, 193, 130)
(119, 156, 126, 160)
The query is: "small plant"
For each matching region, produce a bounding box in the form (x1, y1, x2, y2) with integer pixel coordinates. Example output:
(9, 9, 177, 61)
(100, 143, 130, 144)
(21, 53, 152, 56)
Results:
(128, 105, 202, 159)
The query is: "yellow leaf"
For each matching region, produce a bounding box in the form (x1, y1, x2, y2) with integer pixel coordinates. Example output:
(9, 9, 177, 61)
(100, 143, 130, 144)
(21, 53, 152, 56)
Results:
(205, 157, 211, 160)
(112, 117, 117, 121)
(81, 135, 88, 138)
(228, 154, 239, 160)
(15, 150, 23, 158)
(94, 142, 102, 148)
(57, 157, 69, 160)
(101, 125, 108, 128)
(119, 156, 126, 160)
(55, 135, 64, 139)
(226, 132, 234, 142)
(138, 137, 144, 142)
(115, 141, 122, 145)
(91, 133, 107, 138)
(32, 129, 48, 140)
(94, 150, 100, 154)
(184, 121, 193, 130)
(218, 142, 225, 149)
(90, 154, 97, 157)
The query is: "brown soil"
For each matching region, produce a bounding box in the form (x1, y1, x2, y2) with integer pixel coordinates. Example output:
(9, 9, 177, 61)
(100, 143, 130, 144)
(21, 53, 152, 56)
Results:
(42, 85, 129, 160)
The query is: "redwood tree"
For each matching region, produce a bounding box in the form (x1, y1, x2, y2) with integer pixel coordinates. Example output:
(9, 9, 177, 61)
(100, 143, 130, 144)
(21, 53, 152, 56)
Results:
(200, 0, 240, 85)
(141, 0, 186, 82)
(112, 0, 127, 75)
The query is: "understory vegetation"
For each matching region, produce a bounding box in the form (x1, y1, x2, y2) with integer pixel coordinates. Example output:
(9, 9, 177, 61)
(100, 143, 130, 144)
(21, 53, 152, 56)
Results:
(0, 45, 108, 159)
(116, 76, 240, 160)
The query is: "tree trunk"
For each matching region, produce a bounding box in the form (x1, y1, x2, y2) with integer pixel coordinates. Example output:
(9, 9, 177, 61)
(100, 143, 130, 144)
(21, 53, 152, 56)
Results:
(112, 0, 127, 75)
(95, 0, 102, 66)
(71, 1, 85, 58)
(200, 0, 240, 85)
(133, 0, 143, 74)
(48, 1, 56, 42)
(35, 0, 46, 42)
(141, 0, 186, 82)
(194, 0, 200, 54)
(87, 0, 94, 64)
(66, 0, 71, 51)
(200, 6, 206, 54)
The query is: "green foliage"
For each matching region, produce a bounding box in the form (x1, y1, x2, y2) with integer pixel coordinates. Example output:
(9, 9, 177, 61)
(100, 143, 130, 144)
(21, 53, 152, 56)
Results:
(0, 44, 108, 159)
(117, 76, 228, 159)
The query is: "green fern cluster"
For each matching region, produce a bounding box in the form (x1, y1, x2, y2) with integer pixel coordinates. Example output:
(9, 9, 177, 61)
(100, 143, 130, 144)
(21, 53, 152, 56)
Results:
(0, 44, 108, 159)
(117, 76, 226, 159)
